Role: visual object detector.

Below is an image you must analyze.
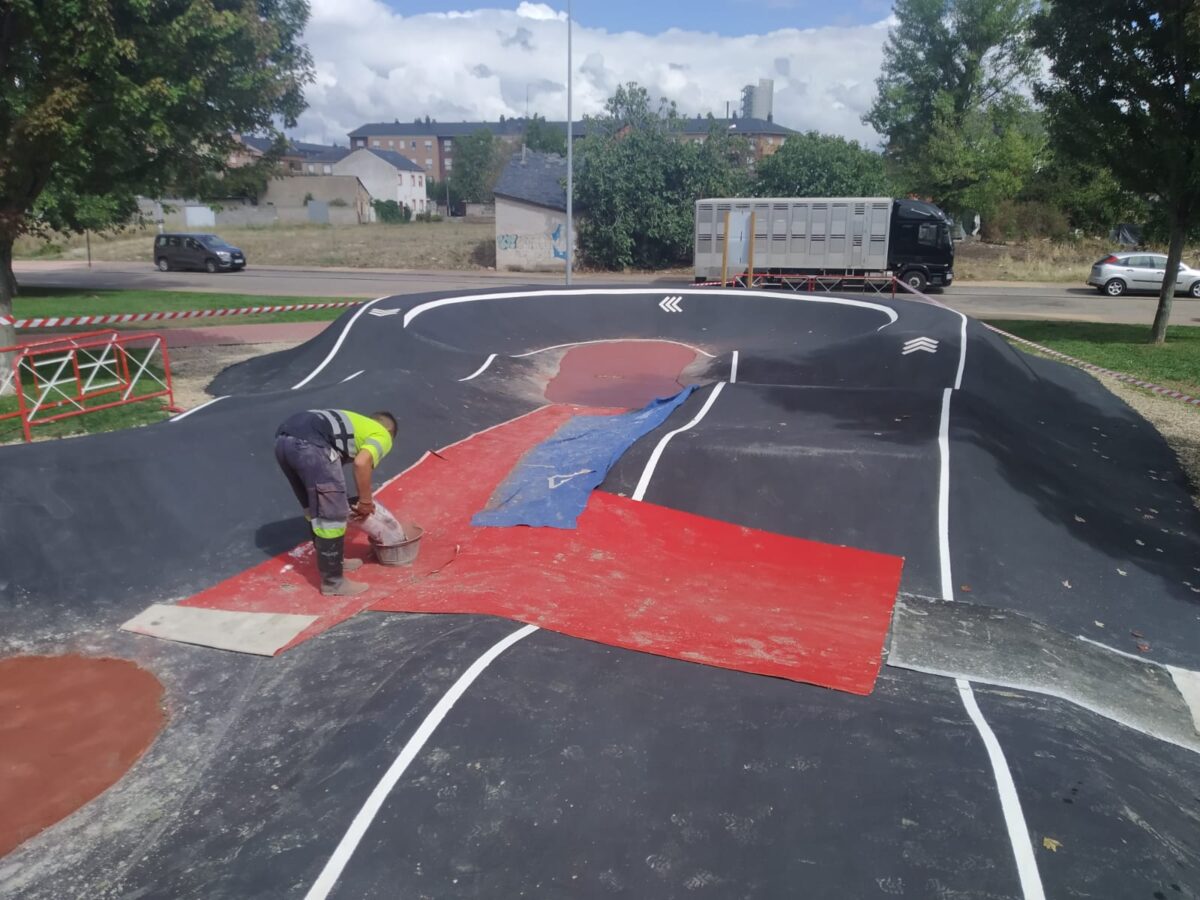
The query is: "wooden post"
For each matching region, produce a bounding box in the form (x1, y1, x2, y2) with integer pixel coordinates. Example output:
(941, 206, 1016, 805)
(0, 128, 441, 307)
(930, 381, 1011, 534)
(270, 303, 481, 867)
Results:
(720, 210, 731, 287)
(86, 230, 91, 269)
(747, 210, 756, 286)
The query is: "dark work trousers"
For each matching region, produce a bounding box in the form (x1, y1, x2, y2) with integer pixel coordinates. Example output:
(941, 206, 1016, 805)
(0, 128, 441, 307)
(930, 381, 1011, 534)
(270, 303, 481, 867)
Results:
(274, 435, 350, 536)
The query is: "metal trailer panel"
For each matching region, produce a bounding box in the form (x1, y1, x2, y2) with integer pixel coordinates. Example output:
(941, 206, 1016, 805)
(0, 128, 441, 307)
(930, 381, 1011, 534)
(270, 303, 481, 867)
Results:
(694, 197, 894, 280)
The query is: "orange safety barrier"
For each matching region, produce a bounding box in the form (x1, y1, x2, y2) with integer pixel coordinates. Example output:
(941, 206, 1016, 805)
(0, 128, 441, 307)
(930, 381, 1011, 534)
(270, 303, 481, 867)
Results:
(0, 331, 180, 442)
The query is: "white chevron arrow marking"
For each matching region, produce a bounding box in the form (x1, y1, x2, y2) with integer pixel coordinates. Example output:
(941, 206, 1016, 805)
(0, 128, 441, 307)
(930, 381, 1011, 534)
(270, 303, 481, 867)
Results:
(658, 295, 683, 312)
(902, 337, 939, 355)
(368, 307, 402, 317)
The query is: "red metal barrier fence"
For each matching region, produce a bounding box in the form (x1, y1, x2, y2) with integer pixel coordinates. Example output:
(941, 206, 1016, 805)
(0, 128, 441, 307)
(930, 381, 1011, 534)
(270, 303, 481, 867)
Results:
(696, 273, 898, 295)
(0, 330, 179, 442)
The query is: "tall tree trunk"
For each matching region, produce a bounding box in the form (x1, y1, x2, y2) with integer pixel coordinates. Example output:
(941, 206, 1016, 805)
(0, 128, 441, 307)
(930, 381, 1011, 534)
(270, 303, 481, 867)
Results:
(0, 235, 16, 395)
(1150, 210, 1186, 345)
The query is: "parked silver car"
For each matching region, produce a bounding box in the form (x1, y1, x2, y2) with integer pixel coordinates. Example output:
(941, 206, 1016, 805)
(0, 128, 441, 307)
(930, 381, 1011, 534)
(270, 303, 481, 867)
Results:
(1088, 252, 1200, 297)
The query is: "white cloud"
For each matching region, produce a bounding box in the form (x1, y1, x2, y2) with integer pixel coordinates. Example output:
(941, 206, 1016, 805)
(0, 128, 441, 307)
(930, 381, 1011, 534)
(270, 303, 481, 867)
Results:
(296, 0, 892, 147)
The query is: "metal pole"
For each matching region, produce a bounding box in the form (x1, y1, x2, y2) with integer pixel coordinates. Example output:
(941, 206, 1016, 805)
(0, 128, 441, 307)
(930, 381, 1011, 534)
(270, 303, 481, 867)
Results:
(565, 0, 573, 286)
(720, 210, 730, 287)
(747, 211, 756, 285)
(86, 230, 92, 269)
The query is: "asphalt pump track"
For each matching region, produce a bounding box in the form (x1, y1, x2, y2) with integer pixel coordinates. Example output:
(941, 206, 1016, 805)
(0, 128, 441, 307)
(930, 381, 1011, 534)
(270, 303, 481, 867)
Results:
(1, 285, 1199, 899)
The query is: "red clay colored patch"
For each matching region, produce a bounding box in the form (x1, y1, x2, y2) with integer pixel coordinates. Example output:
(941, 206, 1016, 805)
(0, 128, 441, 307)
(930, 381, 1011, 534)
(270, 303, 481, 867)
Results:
(545, 341, 698, 407)
(0, 655, 165, 857)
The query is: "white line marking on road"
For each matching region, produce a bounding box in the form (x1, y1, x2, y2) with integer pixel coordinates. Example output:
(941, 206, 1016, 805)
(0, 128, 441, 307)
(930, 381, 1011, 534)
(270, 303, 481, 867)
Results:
(341, 370, 364, 383)
(291, 296, 387, 390)
(367, 307, 402, 318)
(658, 295, 683, 312)
(956, 678, 1047, 900)
(954, 310, 968, 389)
(902, 337, 939, 355)
(511, 338, 717, 359)
(937, 387, 954, 602)
(403, 288, 899, 330)
(458, 353, 498, 382)
(931, 338, 1043, 896)
(304, 623, 539, 900)
(632, 382, 726, 502)
(169, 395, 228, 422)
(730, 350, 739, 384)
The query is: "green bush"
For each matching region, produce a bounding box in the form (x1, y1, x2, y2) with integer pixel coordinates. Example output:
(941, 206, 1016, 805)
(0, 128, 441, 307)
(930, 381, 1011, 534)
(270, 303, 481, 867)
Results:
(372, 199, 412, 224)
(982, 200, 1072, 243)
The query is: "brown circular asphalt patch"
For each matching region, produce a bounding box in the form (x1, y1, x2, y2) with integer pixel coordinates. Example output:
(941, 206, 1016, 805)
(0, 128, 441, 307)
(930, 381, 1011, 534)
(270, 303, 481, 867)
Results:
(0, 655, 165, 858)
(544, 340, 699, 408)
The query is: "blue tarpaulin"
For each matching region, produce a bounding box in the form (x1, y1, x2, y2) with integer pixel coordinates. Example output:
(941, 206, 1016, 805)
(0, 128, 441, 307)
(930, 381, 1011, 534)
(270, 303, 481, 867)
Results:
(472, 386, 697, 529)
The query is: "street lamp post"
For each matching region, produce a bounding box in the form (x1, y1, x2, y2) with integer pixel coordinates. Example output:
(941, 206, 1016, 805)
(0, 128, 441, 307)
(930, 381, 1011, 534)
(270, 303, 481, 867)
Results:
(565, 0, 573, 286)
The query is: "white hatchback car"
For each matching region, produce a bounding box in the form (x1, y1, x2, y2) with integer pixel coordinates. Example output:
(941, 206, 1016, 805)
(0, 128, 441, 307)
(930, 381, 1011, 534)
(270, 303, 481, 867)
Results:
(1088, 252, 1200, 297)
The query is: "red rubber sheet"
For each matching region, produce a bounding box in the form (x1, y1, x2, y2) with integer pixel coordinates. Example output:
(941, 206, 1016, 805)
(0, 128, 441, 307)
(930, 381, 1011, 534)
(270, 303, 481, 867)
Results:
(183, 404, 904, 693)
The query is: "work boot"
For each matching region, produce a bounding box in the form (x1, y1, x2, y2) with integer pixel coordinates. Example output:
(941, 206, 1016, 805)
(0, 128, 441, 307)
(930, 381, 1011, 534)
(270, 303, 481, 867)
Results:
(313, 534, 368, 597)
(343, 558, 364, 573)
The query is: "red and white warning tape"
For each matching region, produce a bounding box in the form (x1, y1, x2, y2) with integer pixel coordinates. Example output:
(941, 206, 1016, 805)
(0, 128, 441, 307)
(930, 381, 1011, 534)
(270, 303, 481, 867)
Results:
(984, 323, 1200, 408)
(4, 300, 364, 330)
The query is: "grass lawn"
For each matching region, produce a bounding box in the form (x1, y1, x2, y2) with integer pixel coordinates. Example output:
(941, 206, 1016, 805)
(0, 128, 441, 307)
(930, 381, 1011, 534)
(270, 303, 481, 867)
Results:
(12, 287, 360, 327)
(989, 320, 1200, 395)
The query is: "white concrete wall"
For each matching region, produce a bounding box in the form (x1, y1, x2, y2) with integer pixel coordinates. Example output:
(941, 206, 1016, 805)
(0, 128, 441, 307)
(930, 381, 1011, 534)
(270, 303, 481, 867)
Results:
(332, 149, 427, 215)
(495, 197, 575, 271)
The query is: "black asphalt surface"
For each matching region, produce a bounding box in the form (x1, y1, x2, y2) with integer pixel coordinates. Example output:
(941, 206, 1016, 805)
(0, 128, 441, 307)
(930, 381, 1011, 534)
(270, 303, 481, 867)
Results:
(1, 285, 1197, 899)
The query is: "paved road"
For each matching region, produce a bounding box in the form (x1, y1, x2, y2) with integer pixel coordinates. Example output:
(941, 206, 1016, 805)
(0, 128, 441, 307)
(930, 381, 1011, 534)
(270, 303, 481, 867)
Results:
(14, 260, 1200, 325)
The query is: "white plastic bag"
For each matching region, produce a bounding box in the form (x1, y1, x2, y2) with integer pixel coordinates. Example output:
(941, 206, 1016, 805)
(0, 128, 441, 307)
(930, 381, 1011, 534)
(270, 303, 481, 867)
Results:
(358, 500, 406, 545)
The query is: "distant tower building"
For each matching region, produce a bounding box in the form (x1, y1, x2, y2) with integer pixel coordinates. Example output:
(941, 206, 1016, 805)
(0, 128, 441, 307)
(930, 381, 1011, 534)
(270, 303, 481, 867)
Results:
(740, 78, 774, 121)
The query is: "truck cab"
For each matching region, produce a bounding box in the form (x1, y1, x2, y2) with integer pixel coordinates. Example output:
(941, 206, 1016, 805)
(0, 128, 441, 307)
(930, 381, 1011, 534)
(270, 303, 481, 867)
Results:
(888, 199, 955, 291)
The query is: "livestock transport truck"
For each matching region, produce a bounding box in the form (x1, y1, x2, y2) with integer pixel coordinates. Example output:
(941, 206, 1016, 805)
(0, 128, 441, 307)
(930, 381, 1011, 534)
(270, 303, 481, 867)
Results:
(693, 197, 955, 291)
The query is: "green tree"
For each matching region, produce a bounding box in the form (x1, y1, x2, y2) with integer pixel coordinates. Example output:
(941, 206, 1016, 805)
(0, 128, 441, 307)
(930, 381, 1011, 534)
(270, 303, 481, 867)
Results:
(574, 89, 749, 270)
(0, 0, 312, 356)
(755, 131, 890, 197)
(450, 129, 506, 203)
(524, 114, 567, 156)
(1034, 0, 1200, 343)
(865, 0, 1039, 215)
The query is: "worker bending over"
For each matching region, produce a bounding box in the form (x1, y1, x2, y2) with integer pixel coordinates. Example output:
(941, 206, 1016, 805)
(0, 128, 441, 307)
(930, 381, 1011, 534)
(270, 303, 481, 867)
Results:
(274, 409, 397, 596)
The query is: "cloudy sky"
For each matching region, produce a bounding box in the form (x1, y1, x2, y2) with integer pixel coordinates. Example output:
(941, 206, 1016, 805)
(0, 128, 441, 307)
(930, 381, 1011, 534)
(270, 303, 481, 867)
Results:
(295, 0, 896, 148)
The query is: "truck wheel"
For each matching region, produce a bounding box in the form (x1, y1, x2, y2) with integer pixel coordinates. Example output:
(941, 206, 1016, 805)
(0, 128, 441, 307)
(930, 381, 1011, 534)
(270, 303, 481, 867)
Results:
(1104, 278, 1127, 296)
(901, 270, 927, 292)
(156, 257, 170, 272)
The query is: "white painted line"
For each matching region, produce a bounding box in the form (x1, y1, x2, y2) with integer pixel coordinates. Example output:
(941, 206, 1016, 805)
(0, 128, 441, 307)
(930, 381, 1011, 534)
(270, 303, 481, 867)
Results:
(956, 679, 1047, 900)
(303, 623, 539, 900)
(511, 337, 717, 359)
(121, 604, 318, 656)
(954, 309, 968, 390)
(631, 382, 726, 502)
(937, 387, 953, 602)
(730, 350, 739, 384)
(341, 370, 364, 383)
(169, 395, 228, 422)
(291, 296, 387, 390)
(458, 353, 498, 382)
(404, 288, 899, 330)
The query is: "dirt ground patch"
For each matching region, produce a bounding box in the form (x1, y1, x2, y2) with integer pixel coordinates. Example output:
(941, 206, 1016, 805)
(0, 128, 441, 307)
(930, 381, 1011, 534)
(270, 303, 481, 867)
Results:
(169, 342, 296, 408)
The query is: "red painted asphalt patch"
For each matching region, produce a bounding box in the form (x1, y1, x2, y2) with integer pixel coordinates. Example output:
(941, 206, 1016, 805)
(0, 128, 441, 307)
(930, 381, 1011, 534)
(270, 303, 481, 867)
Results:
(183, 406, 903, 693)
(545, 341, 698, 407)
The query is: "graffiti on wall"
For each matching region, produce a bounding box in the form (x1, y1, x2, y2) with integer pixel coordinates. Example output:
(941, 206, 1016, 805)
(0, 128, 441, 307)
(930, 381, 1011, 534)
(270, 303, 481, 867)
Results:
(496, 221, 569, 261)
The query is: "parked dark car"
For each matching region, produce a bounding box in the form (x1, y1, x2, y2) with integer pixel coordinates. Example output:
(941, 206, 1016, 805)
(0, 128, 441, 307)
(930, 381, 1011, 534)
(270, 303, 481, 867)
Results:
(154, 233, 246, 273)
